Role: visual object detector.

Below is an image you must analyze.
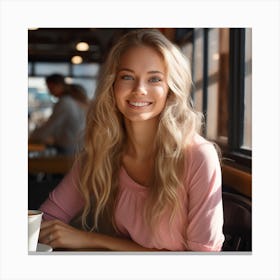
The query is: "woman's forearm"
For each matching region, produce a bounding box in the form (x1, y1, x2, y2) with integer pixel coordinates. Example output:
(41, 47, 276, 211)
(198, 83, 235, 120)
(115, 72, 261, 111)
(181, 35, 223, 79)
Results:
(84, 231, 166, 251)
(39, 219, 167, 251)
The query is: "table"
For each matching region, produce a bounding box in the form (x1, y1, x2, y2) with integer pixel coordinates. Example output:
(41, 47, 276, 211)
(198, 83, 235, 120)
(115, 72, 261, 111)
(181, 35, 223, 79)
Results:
(28, 155, 75, 174)
(28, 143, 46, 152)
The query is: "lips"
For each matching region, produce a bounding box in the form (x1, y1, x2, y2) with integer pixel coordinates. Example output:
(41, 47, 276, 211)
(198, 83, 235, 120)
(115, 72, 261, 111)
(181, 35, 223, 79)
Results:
(127, 101, 152, 107)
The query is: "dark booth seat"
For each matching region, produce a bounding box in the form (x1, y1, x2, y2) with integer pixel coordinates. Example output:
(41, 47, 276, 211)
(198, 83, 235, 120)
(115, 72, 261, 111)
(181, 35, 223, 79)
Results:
(222, 191, 252, 251)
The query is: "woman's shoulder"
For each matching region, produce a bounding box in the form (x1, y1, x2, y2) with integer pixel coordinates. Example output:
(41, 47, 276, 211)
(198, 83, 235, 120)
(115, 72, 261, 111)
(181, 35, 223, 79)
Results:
(187, 132, 215, 150)
(185, 133, 220, 166)
(183, 133, 221, 189)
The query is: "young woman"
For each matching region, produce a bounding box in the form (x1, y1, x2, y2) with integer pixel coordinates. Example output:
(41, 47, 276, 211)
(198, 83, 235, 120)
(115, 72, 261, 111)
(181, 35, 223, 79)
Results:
(39, 29, 225, 251)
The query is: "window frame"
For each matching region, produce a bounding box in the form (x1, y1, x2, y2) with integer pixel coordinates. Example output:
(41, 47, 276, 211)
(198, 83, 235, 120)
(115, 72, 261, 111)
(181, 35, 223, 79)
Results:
(226, 28, 252, 170)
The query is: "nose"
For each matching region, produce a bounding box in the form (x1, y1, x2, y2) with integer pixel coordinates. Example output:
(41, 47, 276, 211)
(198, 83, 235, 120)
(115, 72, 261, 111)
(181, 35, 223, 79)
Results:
(132, 79, 148, 95)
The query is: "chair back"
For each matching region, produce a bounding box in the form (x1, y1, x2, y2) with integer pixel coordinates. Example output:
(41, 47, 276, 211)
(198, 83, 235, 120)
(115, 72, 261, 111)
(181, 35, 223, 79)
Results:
(222, 191, 252, 251)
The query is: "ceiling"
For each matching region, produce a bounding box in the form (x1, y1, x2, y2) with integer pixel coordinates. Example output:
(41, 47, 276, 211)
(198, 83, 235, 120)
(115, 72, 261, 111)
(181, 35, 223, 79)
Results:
(28, 28, 193, 64)
(28, 28, 139, 64)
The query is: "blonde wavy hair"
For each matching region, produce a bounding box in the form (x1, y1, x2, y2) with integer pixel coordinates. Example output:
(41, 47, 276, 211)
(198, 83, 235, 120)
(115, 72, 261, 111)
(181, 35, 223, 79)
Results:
(78, 29, 202, 234)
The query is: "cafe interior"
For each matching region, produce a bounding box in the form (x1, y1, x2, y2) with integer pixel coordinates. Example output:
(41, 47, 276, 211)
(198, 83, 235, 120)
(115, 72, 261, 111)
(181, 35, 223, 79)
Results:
(28, 28, 252, 251)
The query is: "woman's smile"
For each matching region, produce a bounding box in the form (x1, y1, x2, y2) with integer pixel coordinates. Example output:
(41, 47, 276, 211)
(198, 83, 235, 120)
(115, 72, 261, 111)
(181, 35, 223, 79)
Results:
(127, 100, 153, 109)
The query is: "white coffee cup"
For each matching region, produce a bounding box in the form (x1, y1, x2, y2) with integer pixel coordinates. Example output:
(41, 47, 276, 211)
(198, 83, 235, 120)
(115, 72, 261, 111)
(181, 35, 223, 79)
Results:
(28, 210, 43, 251)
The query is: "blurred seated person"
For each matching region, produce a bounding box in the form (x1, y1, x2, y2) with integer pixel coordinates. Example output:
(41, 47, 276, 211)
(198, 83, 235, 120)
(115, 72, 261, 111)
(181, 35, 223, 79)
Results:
(29, 74, 88, 155)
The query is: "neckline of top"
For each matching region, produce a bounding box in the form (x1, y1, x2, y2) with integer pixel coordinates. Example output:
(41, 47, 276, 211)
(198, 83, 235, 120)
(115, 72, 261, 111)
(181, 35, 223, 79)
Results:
(120, 166, 149, 192)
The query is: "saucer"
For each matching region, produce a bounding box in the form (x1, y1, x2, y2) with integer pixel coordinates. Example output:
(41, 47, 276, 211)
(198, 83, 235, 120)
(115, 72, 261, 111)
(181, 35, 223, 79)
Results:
(36, 243, 53, 252)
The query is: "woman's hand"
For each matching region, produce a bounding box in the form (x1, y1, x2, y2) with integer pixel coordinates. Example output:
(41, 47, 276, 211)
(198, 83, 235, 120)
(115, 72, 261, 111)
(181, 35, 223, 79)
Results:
(39, 219, 90, 249)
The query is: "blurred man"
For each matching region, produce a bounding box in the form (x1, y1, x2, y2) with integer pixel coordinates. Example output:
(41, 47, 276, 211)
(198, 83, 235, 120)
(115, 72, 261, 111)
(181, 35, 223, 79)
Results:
(29, 74, 87, 155)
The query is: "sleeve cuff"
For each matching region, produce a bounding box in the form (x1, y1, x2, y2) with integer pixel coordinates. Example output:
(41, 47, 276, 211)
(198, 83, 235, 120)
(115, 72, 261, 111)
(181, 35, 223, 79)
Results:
(186, 239, 224, 252)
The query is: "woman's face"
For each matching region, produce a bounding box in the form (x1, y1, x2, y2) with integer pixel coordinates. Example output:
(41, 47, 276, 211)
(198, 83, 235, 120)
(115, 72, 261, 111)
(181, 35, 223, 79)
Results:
(113, 46, 169, 123)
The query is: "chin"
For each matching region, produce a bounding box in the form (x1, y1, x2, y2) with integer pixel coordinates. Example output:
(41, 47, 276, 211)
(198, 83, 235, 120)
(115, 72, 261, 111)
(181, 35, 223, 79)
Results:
(123, 113, 160, 123)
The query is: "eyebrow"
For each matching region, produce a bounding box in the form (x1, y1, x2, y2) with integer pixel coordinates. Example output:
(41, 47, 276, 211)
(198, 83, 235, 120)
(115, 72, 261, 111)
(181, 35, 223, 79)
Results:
(118, 68, 164, 75)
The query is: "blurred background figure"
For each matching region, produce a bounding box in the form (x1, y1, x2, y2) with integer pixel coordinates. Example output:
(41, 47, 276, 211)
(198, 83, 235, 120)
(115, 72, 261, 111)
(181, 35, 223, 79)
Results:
(68, 83, 89, 110)
(29, 73, 87, 155)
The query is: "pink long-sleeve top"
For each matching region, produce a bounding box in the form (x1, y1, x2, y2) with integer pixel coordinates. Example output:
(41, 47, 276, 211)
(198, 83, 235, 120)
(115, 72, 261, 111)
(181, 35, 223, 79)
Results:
(40, 134, 225, 251)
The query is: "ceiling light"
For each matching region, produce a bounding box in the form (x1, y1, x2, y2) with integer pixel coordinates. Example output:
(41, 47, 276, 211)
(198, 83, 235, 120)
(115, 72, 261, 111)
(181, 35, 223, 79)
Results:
(65, 77, 73, 83)
(76, 42, 89, 51)
(71, 56, 83, 64)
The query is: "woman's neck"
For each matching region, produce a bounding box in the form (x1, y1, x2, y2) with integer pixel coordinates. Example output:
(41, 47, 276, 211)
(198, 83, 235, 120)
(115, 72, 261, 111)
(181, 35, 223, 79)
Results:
(124, 118, 158, 161)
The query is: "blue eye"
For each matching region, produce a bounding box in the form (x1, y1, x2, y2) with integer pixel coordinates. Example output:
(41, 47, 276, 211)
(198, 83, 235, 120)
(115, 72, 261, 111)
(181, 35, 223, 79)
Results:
(149, 77, 161, 83)
(121, 75, 134, 80)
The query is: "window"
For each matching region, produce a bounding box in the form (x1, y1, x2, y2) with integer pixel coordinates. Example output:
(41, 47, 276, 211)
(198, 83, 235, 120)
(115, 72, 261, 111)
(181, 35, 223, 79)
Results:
(28, 77, 54, 135)
(34, 62, 69, 76)
(72, 63, 100, 77)
(180, 28, 252, 170)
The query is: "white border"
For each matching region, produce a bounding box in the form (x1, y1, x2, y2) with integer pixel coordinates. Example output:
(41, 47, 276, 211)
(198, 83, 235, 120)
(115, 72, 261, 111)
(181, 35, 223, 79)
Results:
(1, 1, 279, 279)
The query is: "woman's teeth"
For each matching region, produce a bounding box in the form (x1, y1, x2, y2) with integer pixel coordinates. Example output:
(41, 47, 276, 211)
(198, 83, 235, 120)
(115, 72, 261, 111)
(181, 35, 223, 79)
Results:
(129, 101, 151, 107)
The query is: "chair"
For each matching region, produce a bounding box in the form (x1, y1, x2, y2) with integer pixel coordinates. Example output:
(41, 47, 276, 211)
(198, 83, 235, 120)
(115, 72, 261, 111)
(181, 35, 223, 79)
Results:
(222, 191, 252, 251)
